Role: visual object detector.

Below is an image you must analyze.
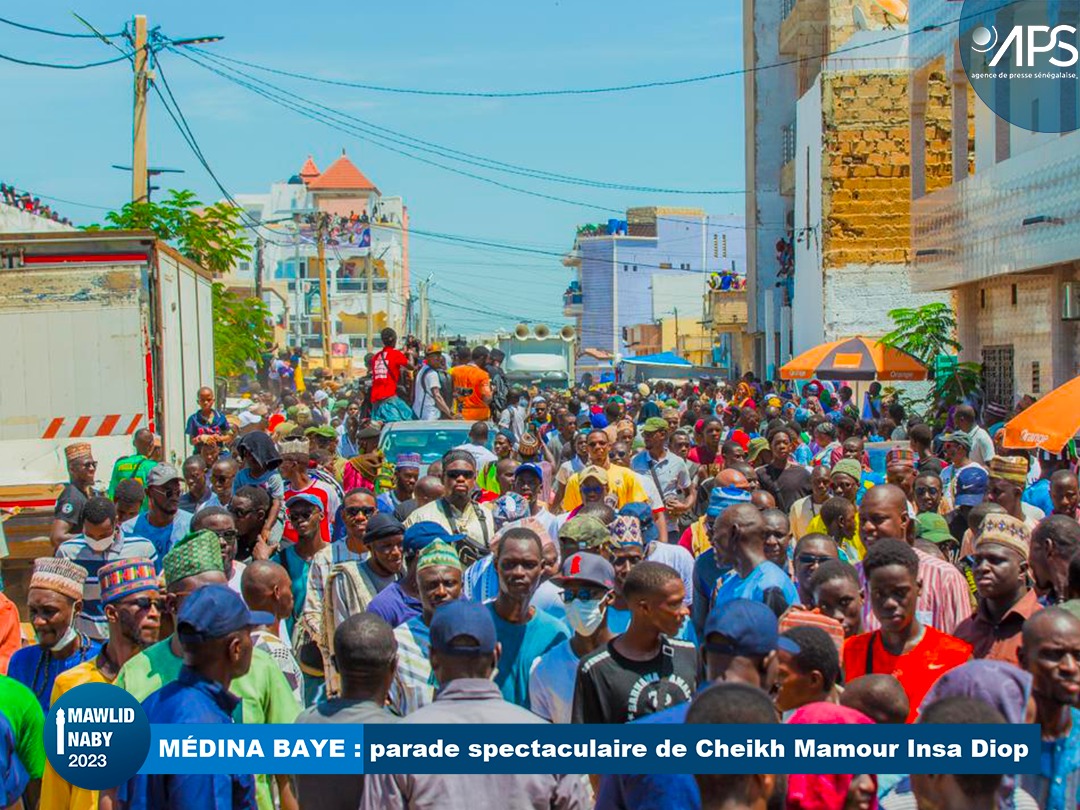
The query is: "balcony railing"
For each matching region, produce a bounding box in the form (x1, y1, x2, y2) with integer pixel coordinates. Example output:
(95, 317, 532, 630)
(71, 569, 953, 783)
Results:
(336, 278, 389, 292)
(781, 122, 796, 166)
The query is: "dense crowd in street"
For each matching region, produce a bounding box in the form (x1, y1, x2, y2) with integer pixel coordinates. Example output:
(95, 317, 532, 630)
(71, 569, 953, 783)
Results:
(0, 325, 1078, 810)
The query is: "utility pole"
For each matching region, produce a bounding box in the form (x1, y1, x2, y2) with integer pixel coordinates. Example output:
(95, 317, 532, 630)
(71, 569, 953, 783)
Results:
(131, 14, 149, 204)
(365, 246, 374, 352)
(314, 214, 331, 363)
(254, 237, 264, 300)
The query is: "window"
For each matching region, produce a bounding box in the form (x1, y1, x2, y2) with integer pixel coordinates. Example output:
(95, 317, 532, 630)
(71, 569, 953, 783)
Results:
(1011, 283, 1018, 305)
(982, 345, 1015, 411)
(980, 288, 986, 309)
(722, 234, 728, 257)
(623, 264, 629, 272)
(632, 265, 638, 272)
(1032, 361, 1041, 394)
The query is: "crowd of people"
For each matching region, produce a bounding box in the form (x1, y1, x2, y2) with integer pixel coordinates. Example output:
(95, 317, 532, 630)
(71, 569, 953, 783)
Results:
(0, 184, 72, 226)
(0, 328, 1078, 810)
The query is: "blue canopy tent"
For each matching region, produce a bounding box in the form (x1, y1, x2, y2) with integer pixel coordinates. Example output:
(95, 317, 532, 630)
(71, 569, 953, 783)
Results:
(621, 352, 692, 367)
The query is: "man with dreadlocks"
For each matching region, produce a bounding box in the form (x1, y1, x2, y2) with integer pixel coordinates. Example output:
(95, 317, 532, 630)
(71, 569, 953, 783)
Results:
(8, 558, 100, 711)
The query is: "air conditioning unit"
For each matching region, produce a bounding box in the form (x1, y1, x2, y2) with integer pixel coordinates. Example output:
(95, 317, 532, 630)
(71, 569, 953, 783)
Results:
(1063, 281, 1080, 321)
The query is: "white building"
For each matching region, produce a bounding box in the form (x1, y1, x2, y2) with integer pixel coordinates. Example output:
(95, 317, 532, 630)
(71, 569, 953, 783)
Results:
(232, 152, 410, 365)
(909, 0, 1080, 405)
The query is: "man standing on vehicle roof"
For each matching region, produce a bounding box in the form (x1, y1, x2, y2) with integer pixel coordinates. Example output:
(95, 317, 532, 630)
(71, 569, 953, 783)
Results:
(50, 443, 100, 550)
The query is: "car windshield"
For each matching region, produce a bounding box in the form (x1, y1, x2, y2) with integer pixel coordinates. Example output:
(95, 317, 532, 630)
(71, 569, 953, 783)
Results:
(380, 426, 475, 465)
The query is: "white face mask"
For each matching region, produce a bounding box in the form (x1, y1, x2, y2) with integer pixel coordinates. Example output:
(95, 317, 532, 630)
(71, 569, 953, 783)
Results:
(49, 622, 79, 652)
(564, 597, 606, 636)
(83, 531, 115, 553)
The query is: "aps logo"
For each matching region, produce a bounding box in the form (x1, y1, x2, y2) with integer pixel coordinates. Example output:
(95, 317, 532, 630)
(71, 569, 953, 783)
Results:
(970, 23, 1080, 67)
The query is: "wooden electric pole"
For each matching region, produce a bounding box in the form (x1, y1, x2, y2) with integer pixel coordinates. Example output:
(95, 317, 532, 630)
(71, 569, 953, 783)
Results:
(131, 15, 149, 204)
(313, 214, 332, 363)
(365, 247, 374, 352)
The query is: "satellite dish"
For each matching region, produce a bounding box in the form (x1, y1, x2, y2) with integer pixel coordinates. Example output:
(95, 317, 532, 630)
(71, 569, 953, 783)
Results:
(870, 0, 908, 27)
(853, 5, 870, 30)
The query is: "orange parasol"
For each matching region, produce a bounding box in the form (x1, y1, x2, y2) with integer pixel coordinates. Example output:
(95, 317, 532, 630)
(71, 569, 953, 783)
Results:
(780, 337, 928, 381)
(1001, 375, 1080, 453)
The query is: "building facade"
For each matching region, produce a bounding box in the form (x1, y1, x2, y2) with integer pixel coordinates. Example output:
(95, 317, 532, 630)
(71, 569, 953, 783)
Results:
(790, 29, 951, 356)
(231, 152, 410, 367)
(562, 207, 745, 380)
(746, 0, 951, 375)
(908, 0, 1080, 408)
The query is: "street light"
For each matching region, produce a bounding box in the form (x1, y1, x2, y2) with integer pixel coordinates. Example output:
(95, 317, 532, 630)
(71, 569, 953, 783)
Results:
(111, 165, 184, 203)
(169, 35, 225, 46)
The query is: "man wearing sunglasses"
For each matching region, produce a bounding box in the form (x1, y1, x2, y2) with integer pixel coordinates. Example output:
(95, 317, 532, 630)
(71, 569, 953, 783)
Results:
(404, 450, 496, 554)
(41, 557, 162, 810)
(529, 552, 615, 724)
(51, 442, 101, 549)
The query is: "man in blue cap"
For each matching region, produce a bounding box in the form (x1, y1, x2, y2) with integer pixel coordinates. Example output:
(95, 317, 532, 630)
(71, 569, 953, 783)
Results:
(360, 601, 588, 809)
(367, 521, 460, 628)
(122, 584, 273, 810)
(946, 466, 989, 541)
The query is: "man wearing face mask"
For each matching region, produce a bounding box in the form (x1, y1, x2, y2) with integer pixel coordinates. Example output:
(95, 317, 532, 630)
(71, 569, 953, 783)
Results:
(529, 552, 616, 723)
(8, 558, 100, 711)
(56, 496, 157, 641)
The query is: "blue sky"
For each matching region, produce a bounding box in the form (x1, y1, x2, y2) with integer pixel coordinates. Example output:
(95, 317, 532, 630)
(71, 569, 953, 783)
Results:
(1, 2, 744, 335)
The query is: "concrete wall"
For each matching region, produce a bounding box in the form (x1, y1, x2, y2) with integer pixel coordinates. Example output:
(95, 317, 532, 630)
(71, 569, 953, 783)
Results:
(0, 205, 76, 234)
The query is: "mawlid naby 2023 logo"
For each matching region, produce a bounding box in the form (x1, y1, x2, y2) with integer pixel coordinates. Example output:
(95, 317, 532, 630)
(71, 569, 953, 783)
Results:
(960, 0, 1080, 133)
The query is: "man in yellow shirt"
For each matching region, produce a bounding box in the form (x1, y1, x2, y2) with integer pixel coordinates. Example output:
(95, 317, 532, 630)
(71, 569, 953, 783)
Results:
(561, 429, 648, 512)
(41, 558, 160, 810)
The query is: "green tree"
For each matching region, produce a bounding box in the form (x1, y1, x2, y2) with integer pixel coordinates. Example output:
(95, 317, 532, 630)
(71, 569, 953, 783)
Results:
(87, 189, 270, 378)
(879, 302, 981, 422)
(212, 282, 272, 377)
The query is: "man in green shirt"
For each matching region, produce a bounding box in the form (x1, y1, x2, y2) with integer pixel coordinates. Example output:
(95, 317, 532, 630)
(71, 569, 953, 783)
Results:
(114, 529, 300, 810)
(107, 429, 159, 498)
(0, 673, 45, 808)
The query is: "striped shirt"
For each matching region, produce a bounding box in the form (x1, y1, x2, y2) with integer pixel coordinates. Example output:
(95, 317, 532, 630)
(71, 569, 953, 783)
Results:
(389, 616, 434, 717)
(56, 533, 158, 640)
(859, 546, 973, 635)
(301, 540, 365, 665)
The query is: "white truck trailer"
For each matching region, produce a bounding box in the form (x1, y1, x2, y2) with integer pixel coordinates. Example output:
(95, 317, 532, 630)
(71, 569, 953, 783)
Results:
(0, 231, 215, 598)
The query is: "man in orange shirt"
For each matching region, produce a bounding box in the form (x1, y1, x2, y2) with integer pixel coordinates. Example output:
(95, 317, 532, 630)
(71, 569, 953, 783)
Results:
(842, 538, 971, 722)
(450, 346, 493, 422)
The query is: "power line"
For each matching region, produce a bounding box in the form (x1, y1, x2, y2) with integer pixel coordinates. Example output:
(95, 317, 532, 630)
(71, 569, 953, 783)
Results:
(172, 27, 908, 98)
(0, 49, 131, 69)
(178, 45, 744, 197)
(167, 0, 1020, 100)
(165, 47, 633, 215)
(166, 47, 785, 231)
(0, 14, 121, 39)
